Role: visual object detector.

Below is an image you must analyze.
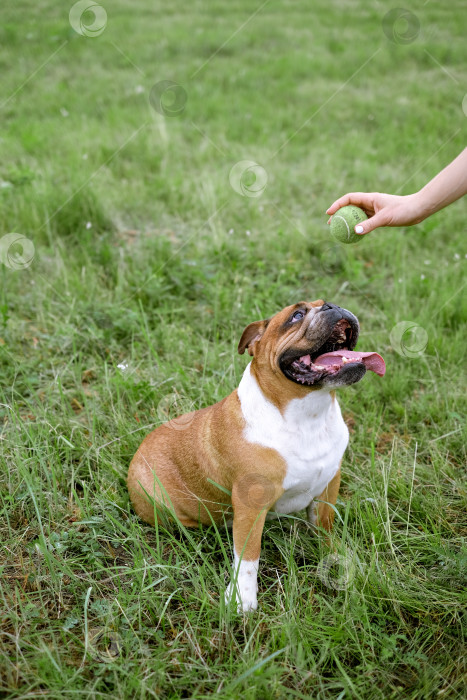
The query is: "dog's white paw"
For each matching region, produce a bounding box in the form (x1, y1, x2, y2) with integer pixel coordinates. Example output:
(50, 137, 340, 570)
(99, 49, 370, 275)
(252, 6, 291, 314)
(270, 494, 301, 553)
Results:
(225, 556, 259, 612)
(225, 580, 258, 613)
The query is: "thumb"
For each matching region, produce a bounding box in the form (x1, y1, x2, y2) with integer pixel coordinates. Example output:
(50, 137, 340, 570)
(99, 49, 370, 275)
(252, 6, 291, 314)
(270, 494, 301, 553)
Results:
(355, 210, 387, 235)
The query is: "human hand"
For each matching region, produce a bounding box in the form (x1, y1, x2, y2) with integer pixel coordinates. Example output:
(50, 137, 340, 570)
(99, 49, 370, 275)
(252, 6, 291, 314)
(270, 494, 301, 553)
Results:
(326, 192, 426, 235)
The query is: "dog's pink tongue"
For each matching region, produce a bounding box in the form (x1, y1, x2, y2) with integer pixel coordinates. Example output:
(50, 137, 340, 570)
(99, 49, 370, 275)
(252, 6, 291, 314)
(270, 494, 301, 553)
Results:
(315, 350, 386, 376)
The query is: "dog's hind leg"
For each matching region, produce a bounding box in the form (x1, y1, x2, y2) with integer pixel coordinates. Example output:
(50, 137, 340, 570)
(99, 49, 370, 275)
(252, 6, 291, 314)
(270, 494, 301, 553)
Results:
(307, 466, 341, 533)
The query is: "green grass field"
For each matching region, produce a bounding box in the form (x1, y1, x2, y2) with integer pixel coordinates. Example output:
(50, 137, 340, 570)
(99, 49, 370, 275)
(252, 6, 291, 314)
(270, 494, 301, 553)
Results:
(1, 0, 466, 697)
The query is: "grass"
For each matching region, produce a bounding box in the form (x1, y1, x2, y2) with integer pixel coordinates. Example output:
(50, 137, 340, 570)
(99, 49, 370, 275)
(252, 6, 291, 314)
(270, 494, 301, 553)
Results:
(1, 0, 466, 697)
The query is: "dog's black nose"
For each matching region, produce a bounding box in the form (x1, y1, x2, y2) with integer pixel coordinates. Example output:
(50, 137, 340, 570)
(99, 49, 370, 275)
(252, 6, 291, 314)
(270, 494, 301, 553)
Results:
(319, 302, 338, 312)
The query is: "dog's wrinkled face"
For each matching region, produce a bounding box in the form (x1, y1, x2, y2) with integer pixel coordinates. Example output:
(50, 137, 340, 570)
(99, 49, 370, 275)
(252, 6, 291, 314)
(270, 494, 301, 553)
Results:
(239, 300, 384, 395)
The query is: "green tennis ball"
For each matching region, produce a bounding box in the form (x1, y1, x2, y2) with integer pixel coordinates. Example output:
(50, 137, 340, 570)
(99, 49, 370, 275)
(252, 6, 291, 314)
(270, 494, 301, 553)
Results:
(330, 205, 368, 244)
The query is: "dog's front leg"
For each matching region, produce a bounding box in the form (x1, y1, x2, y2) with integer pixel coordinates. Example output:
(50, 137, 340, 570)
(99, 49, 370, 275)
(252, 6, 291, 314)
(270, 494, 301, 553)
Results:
(225, 476, 277, 613)
(225, 507, 266, 613)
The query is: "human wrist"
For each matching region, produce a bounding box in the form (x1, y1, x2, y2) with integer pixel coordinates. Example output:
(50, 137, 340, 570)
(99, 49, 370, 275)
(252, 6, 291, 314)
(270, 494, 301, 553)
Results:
(409, 189, 435, 223)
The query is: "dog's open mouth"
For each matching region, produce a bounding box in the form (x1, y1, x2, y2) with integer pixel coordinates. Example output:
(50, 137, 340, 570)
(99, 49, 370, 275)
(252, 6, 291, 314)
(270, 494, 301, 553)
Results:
(280, 319, 386, 386)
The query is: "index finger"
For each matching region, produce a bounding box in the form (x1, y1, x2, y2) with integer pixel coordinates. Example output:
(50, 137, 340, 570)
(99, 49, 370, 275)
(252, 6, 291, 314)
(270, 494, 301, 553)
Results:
(326, 192, 373, 215)
(326, 193, 355, 215)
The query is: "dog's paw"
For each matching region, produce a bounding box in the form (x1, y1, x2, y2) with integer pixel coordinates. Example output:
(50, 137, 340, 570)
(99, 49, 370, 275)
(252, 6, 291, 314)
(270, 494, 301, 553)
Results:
(225, 580, 258, 613)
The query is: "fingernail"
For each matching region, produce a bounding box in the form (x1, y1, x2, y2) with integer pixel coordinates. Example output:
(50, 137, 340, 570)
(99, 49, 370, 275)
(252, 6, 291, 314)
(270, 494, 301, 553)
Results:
(355, 225, 364, 234)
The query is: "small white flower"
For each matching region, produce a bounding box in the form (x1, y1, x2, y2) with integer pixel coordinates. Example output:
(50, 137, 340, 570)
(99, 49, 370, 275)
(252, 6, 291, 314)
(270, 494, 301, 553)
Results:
(424, 260, 431, 265)
(228, 228, 234, 235)
(135, 85, 145, 94)
(454, 253, 460, 260)
(86, 222, 92, 230)
(117, 362, 128, 372)
(420, 274, 426, 280)
(246, 230, 251, 236)
(82, 153, 88, 160)
(60, 108, 69, 118)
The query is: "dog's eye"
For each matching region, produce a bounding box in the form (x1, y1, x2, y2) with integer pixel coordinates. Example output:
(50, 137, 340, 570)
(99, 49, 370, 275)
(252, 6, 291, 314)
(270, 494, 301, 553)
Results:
(291, 310, 305, 323)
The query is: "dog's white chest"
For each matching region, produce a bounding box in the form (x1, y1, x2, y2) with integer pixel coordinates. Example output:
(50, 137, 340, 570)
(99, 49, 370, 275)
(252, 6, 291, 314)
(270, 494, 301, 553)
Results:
(237, 363, 349, 514)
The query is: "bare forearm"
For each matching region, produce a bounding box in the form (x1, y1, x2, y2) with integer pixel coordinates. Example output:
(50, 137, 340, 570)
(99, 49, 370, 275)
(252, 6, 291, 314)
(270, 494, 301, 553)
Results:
(415, 147, 467, 220)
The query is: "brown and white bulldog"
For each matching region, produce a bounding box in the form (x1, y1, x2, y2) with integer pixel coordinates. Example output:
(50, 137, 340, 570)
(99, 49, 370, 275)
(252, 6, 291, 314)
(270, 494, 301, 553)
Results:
(127, 300, 385, 611)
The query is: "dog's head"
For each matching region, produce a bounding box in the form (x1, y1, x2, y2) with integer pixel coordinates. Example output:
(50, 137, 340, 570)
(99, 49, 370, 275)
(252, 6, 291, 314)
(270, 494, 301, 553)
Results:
(239, 300, 385, 398)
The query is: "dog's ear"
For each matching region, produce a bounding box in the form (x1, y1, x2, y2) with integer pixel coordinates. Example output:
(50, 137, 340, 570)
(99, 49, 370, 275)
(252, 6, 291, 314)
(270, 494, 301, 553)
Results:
(238, 319, 269, 356)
